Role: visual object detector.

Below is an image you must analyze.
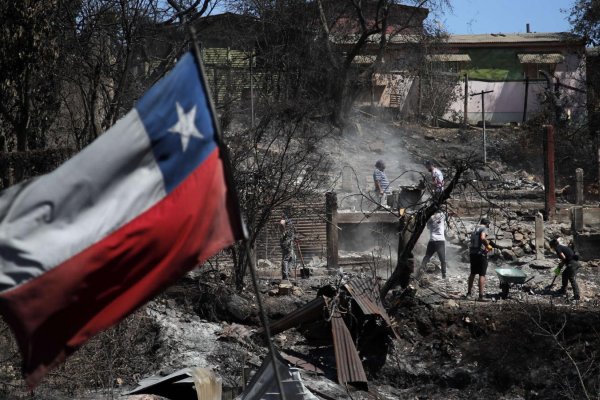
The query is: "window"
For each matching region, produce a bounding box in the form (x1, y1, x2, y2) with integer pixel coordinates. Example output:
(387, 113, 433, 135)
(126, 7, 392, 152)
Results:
(518, 53, 564, 79)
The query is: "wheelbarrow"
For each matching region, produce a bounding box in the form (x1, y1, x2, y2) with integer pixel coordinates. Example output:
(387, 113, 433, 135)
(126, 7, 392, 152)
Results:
(495, 268, 528, 299)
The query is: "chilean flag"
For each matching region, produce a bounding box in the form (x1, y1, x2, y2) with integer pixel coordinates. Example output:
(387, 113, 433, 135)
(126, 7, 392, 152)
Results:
(0, 52, 245, 386)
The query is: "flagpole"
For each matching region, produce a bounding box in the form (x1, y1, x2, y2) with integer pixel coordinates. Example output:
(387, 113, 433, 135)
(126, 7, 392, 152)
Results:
(184, 18, 288, 399)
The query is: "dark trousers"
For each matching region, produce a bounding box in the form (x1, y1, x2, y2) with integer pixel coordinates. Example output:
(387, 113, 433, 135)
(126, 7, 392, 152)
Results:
(421, 240, 446, 276)
(561, 260, 580, 298)
(281, 248, 293, 279)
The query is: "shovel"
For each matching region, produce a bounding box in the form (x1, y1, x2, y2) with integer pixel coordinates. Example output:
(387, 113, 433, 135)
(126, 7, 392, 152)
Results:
(544, 269, 561, 292)
(295, 239, 308, 279)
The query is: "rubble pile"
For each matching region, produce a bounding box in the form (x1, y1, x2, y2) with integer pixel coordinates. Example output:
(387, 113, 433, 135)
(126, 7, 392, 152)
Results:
(444, 219, 576, 264)
(486, 169, 545, 192)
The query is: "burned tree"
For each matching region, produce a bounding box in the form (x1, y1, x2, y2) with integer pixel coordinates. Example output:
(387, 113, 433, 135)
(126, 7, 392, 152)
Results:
(0, 0, 63, 152)
(381, 158, 468, 298)
(226, 110, 332, 289)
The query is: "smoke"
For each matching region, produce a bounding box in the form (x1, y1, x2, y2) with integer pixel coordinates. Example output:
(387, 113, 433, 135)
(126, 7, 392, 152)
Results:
(326, 115, 426, 210)
(322, 114, 428, 272)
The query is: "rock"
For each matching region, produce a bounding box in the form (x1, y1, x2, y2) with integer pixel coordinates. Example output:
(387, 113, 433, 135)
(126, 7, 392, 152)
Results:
(275, 334, 287, 346)
(278, 281, 294, 295)
(529, 260, 556, 270)
(446, 299, 459, 309)
(560, 224, 572, 235)
(513, 232, 524, 242)
(292, 286, 304, 296)
(513, 247, 525, 258)
(501, 249, 516, 261)
(496, 239, 513, 249)
(257, 259, 274, 269)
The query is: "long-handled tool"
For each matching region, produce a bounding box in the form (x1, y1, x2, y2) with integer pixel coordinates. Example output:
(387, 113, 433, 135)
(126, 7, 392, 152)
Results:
(295, 239, 307, 279)
(544, 266, 561, 291)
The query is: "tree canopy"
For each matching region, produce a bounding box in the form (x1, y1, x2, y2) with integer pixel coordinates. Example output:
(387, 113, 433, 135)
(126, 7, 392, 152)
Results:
(569, 0, 600, 45)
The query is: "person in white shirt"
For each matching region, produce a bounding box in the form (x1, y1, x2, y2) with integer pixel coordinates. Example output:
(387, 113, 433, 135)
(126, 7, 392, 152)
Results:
(420, 210, 447, 278)
(424, 160, 444, 196)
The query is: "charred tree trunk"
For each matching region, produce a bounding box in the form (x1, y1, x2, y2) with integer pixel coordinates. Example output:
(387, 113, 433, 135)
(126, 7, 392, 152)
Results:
(380, 162, 467, 298)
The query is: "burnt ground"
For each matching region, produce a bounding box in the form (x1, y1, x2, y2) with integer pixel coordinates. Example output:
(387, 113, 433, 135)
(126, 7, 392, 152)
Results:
(1, 118, 600, 399)
(131, 259, 600, 400)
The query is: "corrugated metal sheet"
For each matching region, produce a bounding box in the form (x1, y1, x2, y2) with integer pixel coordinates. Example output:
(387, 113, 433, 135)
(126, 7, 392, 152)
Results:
(255, 202, 327, 260)
(344, 278, 399, 339)
(202, 48, 252, 67)
(280, 352, 325, 375)
(344, 278, 387, 319)
(330, 308, 368, 389)
(517, 53, 564, 64)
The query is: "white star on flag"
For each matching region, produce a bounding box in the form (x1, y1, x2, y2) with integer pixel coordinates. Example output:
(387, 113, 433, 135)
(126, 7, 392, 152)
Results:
(168, 102, 203, 151)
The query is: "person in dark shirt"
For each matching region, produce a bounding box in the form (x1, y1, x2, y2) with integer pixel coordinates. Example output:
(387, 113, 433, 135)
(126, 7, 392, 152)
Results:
(549, 238, 580, 300)
(467, 217, 493, 300)
(279, 209, 296, 280)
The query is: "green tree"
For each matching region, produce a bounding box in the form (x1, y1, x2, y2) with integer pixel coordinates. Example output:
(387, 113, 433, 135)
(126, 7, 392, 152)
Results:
(569, 0, 600, 45)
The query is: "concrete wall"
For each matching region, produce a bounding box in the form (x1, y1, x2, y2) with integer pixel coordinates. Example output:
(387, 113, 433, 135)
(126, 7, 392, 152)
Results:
(574, 233, 600, 261)
(376, 50, 587, 124)
(442, 56, 587, 124)
(444, 79, 547, 124)
(571, 206, 600, 261)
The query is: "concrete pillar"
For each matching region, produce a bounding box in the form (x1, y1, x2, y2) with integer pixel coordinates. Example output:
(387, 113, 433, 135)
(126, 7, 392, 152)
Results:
(325, 191, 339, 269)
(576, 168, 584, 205)
(535, 212, 544, 259)
(572, 206, 584, 232)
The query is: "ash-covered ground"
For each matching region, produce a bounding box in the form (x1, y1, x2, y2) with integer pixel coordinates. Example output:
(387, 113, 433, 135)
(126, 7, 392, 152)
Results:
(116, 117, 600, 400)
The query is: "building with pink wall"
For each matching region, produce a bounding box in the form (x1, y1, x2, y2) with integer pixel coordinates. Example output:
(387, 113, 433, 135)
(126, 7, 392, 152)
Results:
(363, 31, 587, 125)
(438, 32, 587, 124)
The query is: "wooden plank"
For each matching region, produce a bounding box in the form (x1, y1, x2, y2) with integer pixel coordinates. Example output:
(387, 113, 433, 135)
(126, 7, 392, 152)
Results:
(326, 192, 339, 269)
(336, 212, 398, 224)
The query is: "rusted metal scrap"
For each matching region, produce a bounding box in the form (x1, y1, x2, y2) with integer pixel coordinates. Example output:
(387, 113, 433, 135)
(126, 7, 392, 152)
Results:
(330, 307, 368, 390)
(344, 277, 399, 340)
(280, 351, 325, 375)
(258, 277, 397, 390)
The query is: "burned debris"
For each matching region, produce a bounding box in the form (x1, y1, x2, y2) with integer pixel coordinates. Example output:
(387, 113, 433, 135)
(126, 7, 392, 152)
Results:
(257, 277, 396, 390)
